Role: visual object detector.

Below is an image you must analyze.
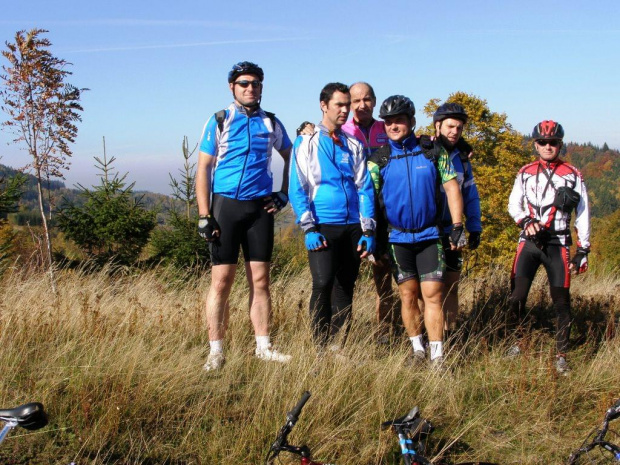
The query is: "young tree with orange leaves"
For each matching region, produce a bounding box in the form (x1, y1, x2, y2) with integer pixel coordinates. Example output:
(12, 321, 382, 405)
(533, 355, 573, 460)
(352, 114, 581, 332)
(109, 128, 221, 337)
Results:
(1, 28, 86, 290)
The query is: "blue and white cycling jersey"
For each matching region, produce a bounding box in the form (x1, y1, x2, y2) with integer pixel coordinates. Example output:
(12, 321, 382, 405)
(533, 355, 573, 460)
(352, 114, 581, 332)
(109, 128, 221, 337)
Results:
(439, 144, 482, 234)
(289, 124, 375, 233)
(199, 102, 292, 200)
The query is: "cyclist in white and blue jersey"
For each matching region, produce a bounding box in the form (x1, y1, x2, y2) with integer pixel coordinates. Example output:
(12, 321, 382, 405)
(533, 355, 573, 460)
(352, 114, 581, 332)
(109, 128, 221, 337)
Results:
(196, 61, 293, 371)
(289, 82, 376, 348)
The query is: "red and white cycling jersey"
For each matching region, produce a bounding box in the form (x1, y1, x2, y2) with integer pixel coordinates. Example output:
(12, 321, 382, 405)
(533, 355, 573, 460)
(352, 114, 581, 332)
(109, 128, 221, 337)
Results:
(508, 159, 590, 248)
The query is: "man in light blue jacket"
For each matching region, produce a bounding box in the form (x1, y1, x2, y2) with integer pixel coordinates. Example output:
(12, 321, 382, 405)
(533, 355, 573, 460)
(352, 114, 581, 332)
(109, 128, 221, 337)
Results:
(289, 82, 376, 348)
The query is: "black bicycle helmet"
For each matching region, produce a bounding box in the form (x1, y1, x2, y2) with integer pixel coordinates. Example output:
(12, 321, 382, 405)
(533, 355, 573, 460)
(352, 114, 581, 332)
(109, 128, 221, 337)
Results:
(228, 61, 264, 83)
(379, 95, 415, 119)
(433, 103, 468, 123)
(532, 120, 564, 140)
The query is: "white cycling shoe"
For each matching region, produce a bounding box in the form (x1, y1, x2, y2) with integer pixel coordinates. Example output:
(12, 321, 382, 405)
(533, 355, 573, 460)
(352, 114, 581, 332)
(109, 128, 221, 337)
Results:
(255, 345, 292, 363)
(203, 351, 225, 371)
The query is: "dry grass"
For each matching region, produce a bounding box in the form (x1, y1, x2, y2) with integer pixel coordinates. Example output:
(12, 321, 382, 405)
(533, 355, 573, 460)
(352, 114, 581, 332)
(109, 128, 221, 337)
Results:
(0, 260, 618, 464)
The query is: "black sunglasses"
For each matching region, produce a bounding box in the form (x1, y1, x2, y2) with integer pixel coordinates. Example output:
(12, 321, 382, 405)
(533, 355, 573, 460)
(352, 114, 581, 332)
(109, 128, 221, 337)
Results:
(535, 139, 561, 147)
(234, 80, 261, 88)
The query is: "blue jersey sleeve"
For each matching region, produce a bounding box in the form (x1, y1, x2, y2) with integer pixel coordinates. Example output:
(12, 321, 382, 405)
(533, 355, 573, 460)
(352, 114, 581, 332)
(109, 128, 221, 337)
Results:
(199, 114, 219, 156)
(462, 160, 482, 233)
(289, 135, 316, 231)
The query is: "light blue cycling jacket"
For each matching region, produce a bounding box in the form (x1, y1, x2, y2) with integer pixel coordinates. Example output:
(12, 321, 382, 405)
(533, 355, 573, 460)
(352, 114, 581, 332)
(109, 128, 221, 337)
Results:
(199, 102, 291, 200)
(289, 124, 376, 233)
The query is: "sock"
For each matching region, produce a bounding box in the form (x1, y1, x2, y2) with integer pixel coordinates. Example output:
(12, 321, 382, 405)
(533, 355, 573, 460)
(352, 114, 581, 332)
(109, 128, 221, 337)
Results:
(410, 335, 425, 353)
(209, 339, 224, 354)
(256, 335, 271, 351)
(429, 341, 443, 360)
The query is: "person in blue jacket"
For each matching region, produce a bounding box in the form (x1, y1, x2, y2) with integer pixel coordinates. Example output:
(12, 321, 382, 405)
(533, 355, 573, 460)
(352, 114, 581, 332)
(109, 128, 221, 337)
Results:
(289, 82, 376, 348)
(368, 95, 464, 366)
(433, 103, 482, 337)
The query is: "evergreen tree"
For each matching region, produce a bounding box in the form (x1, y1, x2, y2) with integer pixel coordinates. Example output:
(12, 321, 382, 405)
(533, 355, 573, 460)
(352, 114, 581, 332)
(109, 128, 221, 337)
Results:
(57, 139, 156, 266)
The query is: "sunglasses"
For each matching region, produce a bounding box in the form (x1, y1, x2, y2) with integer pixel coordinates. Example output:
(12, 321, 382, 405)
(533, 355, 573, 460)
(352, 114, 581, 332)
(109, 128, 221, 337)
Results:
(535, 139, 561, 147)
(234, 80, 261, 88)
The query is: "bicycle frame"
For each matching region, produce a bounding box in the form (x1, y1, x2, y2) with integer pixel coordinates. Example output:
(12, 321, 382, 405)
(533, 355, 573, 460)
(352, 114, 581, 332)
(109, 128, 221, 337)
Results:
(568, 398, 620, 463)
(265, 391, 331, 465)
(382, 406, 433, 465)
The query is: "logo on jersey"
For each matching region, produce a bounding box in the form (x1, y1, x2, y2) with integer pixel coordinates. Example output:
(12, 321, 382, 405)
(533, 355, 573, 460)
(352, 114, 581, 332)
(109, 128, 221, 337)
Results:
(376, 134, 389, 144)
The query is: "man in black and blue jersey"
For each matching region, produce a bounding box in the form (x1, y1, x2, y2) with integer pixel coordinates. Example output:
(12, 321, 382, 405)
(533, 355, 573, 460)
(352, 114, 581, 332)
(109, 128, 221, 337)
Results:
(368, 95, 464, 366)
(432, 103, 482, 338)
(196, 61, 293, 371)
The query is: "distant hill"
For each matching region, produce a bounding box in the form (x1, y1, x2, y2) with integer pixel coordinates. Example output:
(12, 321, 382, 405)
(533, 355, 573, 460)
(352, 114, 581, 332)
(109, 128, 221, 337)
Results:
(0, 163, 177, 225)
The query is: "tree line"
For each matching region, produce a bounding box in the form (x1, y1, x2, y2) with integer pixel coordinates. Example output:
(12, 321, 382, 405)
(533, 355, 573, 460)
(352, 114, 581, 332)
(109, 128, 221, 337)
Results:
(1, 28, 618, 284)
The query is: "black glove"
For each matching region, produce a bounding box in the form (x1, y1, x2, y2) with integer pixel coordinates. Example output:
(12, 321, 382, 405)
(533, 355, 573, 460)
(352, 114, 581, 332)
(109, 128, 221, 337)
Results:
(449, 224, 466, 248)
(198, 215, 220, 241)
(296, 121, 314, 136)
(518, 217, 538, 230)
(271, 191, 289, 211)
(468, 231, 481, 250)
(570, 247, 589, 274)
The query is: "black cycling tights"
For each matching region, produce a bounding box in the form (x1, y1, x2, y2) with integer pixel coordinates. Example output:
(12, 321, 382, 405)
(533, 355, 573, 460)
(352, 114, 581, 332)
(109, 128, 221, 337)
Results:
(509, 277, 571, 354)
(308, 224, 362, 347)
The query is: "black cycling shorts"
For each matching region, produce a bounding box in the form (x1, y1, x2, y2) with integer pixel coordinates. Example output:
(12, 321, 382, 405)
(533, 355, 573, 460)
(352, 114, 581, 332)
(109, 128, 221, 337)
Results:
(389, 239, 446, 284)
(510, 240, 570, 288)
(210, 194, 274, 265)
(441, 236, 463, 273)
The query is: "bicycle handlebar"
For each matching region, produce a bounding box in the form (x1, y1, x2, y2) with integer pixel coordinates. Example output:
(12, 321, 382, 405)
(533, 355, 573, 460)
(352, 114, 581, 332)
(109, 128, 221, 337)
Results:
(288, 391, 311, 424)
(605, 398, 620, 422)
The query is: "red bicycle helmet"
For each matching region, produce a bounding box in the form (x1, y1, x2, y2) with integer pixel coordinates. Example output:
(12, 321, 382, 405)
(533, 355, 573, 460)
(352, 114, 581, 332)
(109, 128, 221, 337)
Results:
(532, 120, 564, 140)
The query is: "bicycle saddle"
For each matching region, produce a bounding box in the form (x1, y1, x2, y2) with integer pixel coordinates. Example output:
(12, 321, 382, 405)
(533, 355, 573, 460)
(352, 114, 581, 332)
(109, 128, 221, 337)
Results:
(0, 402, 48, 430)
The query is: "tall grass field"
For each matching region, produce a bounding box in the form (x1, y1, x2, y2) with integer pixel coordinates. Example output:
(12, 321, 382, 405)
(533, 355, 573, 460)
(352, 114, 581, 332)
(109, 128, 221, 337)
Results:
(0, 254, 618, 464)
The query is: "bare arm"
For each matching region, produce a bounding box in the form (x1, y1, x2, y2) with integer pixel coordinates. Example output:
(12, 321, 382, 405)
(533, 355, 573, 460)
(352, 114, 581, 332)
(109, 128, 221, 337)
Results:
(278, 146, 292, 194)
(196, 151, 216, 217)
(444, 178, 463, 225)
(444, 178, 464, 250)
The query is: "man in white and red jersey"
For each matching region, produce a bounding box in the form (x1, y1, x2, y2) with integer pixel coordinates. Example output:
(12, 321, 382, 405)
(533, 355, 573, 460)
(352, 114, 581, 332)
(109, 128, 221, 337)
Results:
(507, 120, 590, 374)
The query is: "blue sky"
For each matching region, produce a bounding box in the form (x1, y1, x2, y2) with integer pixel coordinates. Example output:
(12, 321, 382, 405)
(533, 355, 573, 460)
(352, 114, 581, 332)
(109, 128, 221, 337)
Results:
(1, 1, 619, 194)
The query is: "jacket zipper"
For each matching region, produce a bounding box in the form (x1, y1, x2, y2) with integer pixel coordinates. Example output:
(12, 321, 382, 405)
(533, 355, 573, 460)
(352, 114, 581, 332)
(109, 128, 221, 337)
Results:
(235, 113, 251, 199)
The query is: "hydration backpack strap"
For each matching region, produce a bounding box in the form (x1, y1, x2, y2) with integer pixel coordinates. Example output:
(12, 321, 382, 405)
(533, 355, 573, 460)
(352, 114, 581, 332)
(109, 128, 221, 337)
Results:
(418, 135, 442, 163)
(456, 138, 473, 163)
(371, 144, 391, 169)
(214, 109, 227, 133)
(264, 111, 277, 131)
(418, 135, 443, 234)
(214, 109, 277, 132)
